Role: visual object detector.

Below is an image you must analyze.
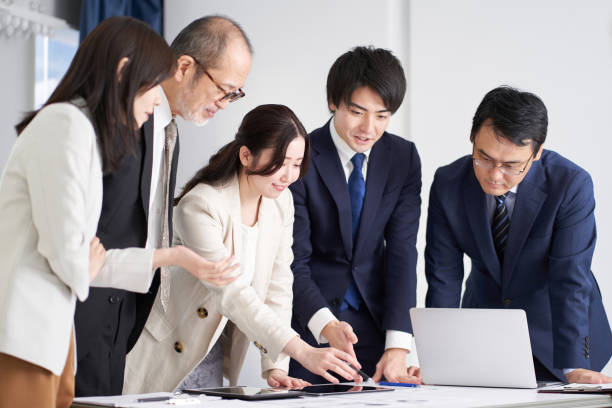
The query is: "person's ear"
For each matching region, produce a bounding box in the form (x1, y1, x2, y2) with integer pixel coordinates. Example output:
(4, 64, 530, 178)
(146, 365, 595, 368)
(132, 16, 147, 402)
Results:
(174, 55, 197, 82)
(239, 146, 251, 168)
(533, 144, 544, 161)
(328, 99, 337, 113)
(116, 57, 129, 82)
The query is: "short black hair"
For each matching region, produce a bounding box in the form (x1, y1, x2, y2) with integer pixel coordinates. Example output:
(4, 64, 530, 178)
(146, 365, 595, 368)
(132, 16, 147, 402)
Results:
(326, 46, 406, 114)
(170, 15, 252, 79)
(470, 86, 548, 156)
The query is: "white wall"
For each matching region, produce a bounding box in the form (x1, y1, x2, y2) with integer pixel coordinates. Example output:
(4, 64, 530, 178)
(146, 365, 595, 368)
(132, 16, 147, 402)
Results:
(409, 0, 612, 375)
(167, 0, 612, 381)
(165, 0, 410, 386)
(0, 36, 34, 167)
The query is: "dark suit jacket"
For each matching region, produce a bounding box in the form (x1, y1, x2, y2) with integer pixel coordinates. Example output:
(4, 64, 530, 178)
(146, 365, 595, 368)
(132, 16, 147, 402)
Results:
(290, 121, 421, 347)
(425, 150, 612, 380)
(74, 115, 180, 396)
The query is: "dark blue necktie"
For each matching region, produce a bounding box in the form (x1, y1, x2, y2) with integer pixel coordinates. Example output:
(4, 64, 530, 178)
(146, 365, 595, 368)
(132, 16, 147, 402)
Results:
(340, 153, 366, 312)
(492, 194, 510, 262)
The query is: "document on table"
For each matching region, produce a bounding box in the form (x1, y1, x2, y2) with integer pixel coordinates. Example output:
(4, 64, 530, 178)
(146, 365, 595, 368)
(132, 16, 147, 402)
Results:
(71, 392, 254, 407)
(539, 383, 612, 394)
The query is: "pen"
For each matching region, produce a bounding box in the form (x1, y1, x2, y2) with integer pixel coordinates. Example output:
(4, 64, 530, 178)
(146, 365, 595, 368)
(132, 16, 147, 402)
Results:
(378, 381, 419, 388)
(347, 363, 373, 383)
(136, 396, 172, 402)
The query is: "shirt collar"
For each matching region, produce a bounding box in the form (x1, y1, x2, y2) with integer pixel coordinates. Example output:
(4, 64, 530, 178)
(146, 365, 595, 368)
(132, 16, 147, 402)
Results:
(329, 117, 371, 165)
(154, 87, 173, 130)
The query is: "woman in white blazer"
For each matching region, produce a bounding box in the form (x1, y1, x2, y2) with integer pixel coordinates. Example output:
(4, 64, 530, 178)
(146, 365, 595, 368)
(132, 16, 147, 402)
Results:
(124, 104, 363, 393)
(0, 17, 235, 408)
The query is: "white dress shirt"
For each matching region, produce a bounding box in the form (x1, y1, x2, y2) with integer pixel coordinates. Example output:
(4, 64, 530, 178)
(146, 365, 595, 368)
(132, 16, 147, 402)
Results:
(306, 119, 413, 352)
(146, 89, 173, 249)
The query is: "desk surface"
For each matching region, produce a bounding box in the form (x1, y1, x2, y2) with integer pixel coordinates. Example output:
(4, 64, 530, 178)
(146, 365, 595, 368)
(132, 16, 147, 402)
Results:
(71, 386, 612, 408)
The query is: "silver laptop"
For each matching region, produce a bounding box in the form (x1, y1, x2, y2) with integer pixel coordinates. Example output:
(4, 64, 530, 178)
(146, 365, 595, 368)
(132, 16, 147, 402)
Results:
(410, 308, 537, 388)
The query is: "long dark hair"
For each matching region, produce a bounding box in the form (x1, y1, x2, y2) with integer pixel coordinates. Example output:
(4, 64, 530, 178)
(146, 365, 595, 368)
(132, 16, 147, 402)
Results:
(15, 16, 176, 173)
(175, 104, 309, 205)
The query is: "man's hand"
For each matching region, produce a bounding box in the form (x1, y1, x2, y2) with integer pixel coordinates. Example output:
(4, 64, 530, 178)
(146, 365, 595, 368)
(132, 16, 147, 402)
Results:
(321, 320, 358, 361)
(372, 348, 423, 384)
(566, 368, 612, 384)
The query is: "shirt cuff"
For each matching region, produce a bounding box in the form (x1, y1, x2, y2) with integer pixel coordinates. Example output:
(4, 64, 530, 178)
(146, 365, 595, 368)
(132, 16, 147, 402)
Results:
(385, 330, 413, 352)
(307, 308, 338, 344)
(563, 368, 577, 375)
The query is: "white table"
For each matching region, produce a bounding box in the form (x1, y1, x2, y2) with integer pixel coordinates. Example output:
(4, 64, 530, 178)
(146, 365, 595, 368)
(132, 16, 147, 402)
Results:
(71, 386, 612, 408)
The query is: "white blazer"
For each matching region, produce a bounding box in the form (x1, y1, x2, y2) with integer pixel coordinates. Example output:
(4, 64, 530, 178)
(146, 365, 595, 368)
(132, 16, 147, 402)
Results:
(0, 102, 155, 376)
(123, 176, 297, 393)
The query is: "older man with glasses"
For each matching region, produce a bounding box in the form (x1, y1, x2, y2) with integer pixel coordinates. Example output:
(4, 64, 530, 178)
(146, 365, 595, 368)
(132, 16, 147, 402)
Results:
(74, 15, 252, 397)
(425, 86, 612, 385)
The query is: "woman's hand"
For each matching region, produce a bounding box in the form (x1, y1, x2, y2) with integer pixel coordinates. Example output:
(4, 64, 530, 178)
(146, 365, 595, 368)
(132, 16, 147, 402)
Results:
(283, 337, 360, 384)
(88, 236, 106, 283)
(266, 369, 310, 389)
(153, 246, 240, 286)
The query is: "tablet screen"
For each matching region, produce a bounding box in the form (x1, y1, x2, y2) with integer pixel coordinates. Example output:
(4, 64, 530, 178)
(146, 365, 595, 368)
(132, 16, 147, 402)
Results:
(183, 386, 304, 400)
(301, 384, 394, 395)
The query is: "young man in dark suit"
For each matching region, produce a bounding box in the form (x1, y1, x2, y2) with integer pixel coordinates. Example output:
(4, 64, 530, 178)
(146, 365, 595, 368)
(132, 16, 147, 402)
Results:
(74, 16, 252, 396)
(425, 86, 612, 384)
(289, 46, 422, 384)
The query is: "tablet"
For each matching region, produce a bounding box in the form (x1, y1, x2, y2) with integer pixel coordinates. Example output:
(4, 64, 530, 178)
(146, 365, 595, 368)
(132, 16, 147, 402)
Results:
(182, 386, 305, 401)
(300, 384, 394, 396)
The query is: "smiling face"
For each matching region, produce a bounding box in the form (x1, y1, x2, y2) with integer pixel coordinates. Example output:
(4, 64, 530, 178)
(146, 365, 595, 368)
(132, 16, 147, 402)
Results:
(173, 38, 251, 126)
(329, 86, 391, 153)
(133, 84, 162, 128)
(472, 121, 543, 196)
(241, 136, 305, 199)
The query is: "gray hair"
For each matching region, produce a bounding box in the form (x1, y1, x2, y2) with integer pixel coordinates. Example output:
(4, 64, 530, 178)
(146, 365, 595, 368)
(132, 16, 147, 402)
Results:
(170, 15, 252, 79)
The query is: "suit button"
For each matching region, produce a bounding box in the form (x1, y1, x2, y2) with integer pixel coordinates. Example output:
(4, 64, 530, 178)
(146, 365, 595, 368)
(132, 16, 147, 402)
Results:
(331, 298, 339, 306)
(174, 341, 183, 353)
(503, 298, 512, 306)
(108, 295, 121, 304)
(197, 307, 208, 318)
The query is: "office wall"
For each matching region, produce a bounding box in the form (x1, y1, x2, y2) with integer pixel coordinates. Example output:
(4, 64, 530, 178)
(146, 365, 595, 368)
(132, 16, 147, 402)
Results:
(165, 0, 410, 386)
(167, 0, 612, 380)
(409, 0, 612, 375)
(0, 37, 33, 167)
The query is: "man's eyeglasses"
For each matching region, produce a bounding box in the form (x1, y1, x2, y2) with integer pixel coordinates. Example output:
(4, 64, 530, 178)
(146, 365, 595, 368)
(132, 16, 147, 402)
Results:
(189, 55, 245, 103)
(472, 154, 532, 176)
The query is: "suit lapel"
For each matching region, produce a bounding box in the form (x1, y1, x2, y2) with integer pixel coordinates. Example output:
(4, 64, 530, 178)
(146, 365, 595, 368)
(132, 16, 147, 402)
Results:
(140, 116, 154, 219)
(311, 125, 353, 258)
(354, 136, 391, 254)
(502, 162, 547, 288)
(226, 177, 244, 262)
(463, 169, 502, 286)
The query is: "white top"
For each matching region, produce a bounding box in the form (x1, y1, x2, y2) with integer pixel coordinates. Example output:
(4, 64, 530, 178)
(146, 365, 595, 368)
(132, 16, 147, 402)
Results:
(305, 119, 413, 352)
(146, 89, 173, 249)
(0, 102, 155, 375)
(240, 222, 259, 286)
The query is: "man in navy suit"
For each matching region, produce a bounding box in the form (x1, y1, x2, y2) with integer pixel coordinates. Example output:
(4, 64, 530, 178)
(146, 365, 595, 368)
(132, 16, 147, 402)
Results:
(425, 86, 612, 384)
(289, 46, 422, 384)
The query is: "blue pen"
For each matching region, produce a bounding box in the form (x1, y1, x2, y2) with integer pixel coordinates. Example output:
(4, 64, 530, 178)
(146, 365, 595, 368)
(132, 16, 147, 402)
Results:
(378, 381, 418, 388)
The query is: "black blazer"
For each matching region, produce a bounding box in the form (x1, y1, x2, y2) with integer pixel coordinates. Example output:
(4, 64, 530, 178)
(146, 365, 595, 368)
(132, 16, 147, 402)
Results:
(74, 115, 179, 396)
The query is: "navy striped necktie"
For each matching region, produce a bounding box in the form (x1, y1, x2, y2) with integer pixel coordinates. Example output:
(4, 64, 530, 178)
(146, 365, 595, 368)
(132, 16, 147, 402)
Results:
(492, 194, 510, 262)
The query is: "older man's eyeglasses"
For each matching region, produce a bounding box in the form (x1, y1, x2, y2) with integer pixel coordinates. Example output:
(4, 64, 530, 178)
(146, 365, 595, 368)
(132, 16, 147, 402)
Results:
(189, 55, 245, 103)
(472, 153, 532, 176)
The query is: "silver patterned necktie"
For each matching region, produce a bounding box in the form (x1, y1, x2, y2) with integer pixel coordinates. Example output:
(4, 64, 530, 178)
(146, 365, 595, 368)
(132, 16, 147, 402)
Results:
(160, 118, 177, 312)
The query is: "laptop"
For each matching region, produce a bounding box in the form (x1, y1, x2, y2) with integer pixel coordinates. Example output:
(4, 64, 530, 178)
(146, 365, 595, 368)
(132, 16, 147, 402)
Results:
(410, 308, 537, 388)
